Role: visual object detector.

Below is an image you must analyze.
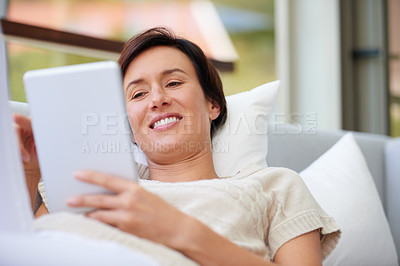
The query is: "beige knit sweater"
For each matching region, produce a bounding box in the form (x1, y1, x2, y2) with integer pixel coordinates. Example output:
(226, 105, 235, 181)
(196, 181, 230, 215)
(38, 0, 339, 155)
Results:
(35, 164, 340, 264)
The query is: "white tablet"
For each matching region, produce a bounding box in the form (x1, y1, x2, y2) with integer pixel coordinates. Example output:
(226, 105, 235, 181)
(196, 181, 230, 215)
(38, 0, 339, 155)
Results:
(24, 61, 139, 213)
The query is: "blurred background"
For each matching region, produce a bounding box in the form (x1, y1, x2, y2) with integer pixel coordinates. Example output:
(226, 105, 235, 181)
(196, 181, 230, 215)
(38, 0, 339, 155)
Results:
(1, 0, 399, 137)
(3, 0, 275, 100)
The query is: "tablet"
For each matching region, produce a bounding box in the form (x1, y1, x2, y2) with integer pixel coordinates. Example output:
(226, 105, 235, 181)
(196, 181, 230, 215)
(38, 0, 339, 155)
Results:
(24, 61, 139, 213)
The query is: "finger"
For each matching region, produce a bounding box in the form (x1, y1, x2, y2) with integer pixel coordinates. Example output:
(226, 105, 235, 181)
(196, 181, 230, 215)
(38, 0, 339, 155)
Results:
(74, 170, 136, 193)
(13, 114, 33, 132)
(13, 122, 30, 162)
(86, 209, 126, 228)
(20, 144, 30, 163)
(66, 193, 121, 210)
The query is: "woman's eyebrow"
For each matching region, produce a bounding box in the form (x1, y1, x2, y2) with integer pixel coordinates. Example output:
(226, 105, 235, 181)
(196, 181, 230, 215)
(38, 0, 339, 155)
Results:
(162, 68, 188, 76)
(125, 68, 186, 92)
(125, 78, 144, 91)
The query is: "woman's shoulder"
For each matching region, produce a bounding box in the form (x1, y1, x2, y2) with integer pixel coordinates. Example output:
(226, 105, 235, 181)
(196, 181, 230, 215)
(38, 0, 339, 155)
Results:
(230, 164, 302, 183)
(228, 164, 312, 198)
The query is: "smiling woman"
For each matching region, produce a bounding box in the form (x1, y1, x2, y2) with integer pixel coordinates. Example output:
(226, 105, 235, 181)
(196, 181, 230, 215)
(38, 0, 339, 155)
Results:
(15, 27, 340, 266)
(118, 28, 229, 169)
(119, 28, 227, 138)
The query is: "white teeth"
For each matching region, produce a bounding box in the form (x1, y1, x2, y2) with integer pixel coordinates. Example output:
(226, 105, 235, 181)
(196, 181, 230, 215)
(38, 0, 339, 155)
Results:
(153, 116, 179, 129)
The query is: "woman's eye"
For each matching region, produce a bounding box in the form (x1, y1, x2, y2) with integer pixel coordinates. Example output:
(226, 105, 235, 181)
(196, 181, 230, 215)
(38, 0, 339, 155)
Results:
(167, 81, 182, 87)
(132, 92, 146, 100)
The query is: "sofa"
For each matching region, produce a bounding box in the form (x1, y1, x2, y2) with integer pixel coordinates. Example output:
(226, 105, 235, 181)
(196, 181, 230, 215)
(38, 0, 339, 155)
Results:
(9, 98, 400, 265)
(267, 123, 400, 265)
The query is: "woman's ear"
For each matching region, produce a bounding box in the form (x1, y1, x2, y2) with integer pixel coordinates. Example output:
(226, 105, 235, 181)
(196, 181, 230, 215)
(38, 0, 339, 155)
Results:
(208, 101, 221, 121)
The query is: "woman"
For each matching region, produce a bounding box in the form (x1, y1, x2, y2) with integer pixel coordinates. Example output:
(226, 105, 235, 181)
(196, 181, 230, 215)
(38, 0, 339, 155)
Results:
(15, 27, 340, 265)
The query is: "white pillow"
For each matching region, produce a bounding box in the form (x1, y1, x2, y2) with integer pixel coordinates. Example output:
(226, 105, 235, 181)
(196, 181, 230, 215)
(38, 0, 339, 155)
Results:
(134, 81, 280, 177)
(212, 81, 279, 176)
(300, 133, 398, 266)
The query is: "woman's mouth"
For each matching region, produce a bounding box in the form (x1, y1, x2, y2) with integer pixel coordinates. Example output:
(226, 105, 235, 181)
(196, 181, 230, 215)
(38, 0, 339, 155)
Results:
(150, 114, 183, 130)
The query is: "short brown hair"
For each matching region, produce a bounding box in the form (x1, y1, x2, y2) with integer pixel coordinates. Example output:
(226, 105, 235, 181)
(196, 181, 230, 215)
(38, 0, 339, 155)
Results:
(118, 27, 227, 137)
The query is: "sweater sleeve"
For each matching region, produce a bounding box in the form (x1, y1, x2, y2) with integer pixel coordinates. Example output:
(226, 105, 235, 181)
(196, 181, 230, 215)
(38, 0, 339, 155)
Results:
(262, 167, 340, 260)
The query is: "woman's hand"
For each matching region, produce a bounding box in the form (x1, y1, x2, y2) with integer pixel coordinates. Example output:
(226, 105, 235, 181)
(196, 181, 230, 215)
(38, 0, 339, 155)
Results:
(13, 114, 41, 208)
(66, 171, 194, 250)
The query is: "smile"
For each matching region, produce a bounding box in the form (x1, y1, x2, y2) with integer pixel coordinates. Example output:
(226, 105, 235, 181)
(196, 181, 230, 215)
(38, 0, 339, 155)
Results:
(150, 114, 183, 129)
(153, 116, 180, 129)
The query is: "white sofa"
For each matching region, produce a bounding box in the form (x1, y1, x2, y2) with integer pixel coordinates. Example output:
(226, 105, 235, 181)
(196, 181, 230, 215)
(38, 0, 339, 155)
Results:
(9, 100, 400, 265)
(267, 123, 400, 265)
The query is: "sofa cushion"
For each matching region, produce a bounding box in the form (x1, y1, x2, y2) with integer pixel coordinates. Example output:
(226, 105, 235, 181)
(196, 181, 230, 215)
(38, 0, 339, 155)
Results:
(212, 81, 279, 177)
(300, 133, 398, 265)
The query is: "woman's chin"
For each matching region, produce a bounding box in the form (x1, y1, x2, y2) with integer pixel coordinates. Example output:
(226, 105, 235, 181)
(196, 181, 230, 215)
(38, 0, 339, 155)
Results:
(140, 140, 209, 163)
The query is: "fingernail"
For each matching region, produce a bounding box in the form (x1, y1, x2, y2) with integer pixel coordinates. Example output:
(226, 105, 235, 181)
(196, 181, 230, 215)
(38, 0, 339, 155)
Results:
(74, 171, 85, 180)
(22, 154, 30, 163)
(66, 197, 78, 206)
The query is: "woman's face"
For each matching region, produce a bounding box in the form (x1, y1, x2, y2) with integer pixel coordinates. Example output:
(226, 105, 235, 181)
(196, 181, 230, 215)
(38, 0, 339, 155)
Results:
(123, 46, 220, 163)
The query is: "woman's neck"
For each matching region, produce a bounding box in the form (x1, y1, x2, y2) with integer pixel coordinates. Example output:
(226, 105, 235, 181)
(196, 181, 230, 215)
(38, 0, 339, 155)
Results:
(146, 146, 218, 182)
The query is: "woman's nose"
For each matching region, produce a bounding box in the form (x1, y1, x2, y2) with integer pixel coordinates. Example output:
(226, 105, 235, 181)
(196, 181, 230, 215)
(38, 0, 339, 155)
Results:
(149, 87, 171, 110)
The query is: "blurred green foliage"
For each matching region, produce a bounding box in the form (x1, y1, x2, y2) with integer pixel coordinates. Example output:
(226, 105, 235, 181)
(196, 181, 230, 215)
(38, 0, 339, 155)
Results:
(212, 0, 273, 14)
(220, 30, 275, 96)
(391, 119, 400, 137)
(8, 45, 101, 102)
(201, 0, 276, 95)
(390, 102, 400, 137)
